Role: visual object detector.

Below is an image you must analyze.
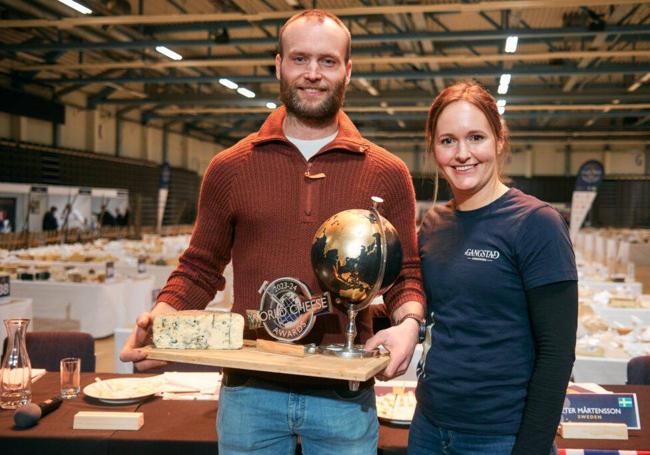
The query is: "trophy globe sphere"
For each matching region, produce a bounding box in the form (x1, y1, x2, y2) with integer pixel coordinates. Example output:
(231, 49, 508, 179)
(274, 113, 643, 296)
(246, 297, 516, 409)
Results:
(311, 209, 402, 310)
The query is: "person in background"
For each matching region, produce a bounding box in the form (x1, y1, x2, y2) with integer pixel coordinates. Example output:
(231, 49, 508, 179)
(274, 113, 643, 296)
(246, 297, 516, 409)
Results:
(115, 208, 124, 226)
(121, 208, 130, 226)
(410, 81, 578, 455)
(98, 204, 116, 227)
(61, 203, 87, 231)
(42, 206, 58, 231)
(0, 210, 11, 233)
(121, 9, 424, 455)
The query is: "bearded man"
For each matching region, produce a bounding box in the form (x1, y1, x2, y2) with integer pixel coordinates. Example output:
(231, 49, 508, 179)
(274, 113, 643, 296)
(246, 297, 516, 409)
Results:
(121, 9, 424, 455)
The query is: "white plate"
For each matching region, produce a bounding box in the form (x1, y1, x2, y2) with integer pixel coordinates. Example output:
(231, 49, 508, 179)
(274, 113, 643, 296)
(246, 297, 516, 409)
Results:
(375, 385, 416, 427)
(83, 378, 157, 404)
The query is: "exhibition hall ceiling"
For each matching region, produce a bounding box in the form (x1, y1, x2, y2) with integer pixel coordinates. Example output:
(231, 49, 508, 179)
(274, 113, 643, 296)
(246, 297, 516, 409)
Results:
(0, 0, 649, 152)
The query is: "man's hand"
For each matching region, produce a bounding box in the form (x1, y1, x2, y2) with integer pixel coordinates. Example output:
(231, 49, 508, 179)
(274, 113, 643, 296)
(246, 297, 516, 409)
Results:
(364, 318, 419, 381)
(119, 302, 175, 371)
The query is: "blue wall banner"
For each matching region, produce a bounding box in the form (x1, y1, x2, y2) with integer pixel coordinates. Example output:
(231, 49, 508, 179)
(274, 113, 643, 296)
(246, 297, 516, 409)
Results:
(575, 160, 605, 191)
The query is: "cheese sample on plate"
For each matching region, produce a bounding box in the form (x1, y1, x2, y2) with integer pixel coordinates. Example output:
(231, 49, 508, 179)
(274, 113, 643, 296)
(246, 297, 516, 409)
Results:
(376, 387, 417, 422)
(153, 311, 244, 349)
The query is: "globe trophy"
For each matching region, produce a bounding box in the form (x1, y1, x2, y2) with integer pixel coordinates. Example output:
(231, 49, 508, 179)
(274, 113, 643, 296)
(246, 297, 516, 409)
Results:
(311, 196, 402, 358)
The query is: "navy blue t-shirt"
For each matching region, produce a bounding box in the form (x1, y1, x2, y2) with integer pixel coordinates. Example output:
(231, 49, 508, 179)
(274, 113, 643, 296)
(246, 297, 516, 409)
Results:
(417, 188, 577, 435)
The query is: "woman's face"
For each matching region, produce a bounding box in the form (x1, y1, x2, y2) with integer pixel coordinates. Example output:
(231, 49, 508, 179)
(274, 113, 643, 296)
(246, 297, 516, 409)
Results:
(433, 100, 502, 202)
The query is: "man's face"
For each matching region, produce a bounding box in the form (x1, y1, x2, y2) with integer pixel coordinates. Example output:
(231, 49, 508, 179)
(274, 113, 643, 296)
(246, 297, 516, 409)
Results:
(276, 18, 351, 125)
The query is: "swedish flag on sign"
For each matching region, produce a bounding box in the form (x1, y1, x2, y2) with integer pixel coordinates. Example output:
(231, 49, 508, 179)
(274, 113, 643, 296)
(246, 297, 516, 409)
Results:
(618, 397, 633, 407)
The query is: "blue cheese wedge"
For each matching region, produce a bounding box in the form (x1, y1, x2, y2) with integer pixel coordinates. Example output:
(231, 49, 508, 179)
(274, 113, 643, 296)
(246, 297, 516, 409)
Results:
(153, 310, 244, 349)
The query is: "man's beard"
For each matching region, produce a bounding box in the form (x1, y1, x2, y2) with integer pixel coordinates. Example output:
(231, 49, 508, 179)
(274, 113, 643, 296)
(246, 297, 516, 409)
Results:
(280, 76, 346, 127)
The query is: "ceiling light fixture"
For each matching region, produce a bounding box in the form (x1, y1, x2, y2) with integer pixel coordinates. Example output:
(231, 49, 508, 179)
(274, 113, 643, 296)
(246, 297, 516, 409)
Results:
(505, 36, 518, 53)
(155, 46, 183, 61)
(237, 87, 256, 98)
(499, 74, 511, 86)
(358, 77, 379, 96)
(57, 0, 92, 14)
(380, 101, 395, 115)
(497, 84, 509, 95)
(627, 82, 642, 92)
(266, 102, 277, 109)
(497, 99, 506, 115)
(627, 73, 650, 92)
(218, 78, 238, 90)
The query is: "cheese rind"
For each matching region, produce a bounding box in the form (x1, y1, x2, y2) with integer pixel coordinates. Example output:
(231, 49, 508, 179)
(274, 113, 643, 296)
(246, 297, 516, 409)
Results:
(153, 311, 244, 349)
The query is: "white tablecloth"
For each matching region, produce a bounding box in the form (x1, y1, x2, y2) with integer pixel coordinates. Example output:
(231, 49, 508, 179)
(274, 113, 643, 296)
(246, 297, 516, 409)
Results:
(116, 263, 174, 292)
(113, 326, 134, 374)
(593, 306, 650, 326)
(11, 280, 126, 338)
(122, 275, 155, 325)
(0, 298, 33, 346)
(572, 356, 628, 384)
(580, 279, 643, 297)
(126, 262, 233, 310)
(396, 345, 630, 385)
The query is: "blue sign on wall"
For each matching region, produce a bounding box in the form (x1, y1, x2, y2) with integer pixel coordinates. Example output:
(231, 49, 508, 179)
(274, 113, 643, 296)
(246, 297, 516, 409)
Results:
(160, 162, 171, 189)
(575, 160, 605, 191)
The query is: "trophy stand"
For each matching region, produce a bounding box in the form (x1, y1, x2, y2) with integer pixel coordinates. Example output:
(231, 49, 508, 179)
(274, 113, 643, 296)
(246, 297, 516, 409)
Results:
(319, 197, 388, 359)
(319, 303, 379, 358)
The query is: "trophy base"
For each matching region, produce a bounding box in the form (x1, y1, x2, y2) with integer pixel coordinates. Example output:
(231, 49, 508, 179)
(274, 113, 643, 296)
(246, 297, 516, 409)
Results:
(319, 343, 379, 359)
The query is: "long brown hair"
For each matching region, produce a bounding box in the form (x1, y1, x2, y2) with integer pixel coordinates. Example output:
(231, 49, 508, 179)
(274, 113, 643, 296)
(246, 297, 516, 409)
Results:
(425, 81, 510, 202)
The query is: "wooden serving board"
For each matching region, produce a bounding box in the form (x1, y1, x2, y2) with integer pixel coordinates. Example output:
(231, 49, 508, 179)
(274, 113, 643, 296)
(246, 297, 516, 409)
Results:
(142, 345, 389, 382)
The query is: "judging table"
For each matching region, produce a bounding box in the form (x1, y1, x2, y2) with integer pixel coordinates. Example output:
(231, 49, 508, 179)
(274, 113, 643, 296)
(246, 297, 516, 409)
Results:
(580, 279, 643, 298)
(10, 280, 127, 338)
(1, 373, 649, 454)
(593, 305, 650, 325)
(572, 356, 629, 385)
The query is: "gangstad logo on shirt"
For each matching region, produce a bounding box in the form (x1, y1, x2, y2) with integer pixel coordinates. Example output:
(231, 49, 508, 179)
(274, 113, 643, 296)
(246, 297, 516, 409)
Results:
(464, 248, 500, 262)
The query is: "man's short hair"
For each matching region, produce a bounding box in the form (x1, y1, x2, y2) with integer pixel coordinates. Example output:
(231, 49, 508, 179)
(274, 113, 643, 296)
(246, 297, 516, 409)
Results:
(278, 9, 352, 62)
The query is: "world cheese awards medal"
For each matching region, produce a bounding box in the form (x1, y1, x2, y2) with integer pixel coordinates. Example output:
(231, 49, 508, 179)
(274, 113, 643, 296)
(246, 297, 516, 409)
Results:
(247, 278, 332, 342)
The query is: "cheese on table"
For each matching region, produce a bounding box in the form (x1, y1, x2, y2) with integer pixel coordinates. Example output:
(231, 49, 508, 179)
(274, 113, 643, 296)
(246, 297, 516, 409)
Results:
(153, 311, 244, 349)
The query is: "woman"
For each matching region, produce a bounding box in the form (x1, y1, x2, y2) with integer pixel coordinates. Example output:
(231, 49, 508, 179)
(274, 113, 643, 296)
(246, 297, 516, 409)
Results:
(411, 81, 578, 455)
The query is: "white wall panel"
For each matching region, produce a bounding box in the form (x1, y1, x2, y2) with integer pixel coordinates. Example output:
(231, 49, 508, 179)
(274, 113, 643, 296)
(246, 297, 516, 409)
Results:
(605, 150, 645, 175)
(60, 104, 86, 150)
(0, 112, 11, 138)
(25, 117, 52, 145)
(147, 128, 163, 164)
(94, 107, 116, 155)
(533, 147, 565, 175)
(167, 131, 185, 167)
(119, 121, 141, 159)
(505, 151, 528, 176)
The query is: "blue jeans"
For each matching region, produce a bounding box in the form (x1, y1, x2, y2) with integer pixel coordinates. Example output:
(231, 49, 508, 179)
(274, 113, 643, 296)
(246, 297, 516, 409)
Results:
(217, 377, 378, 455)
(408, 406, 557, 455)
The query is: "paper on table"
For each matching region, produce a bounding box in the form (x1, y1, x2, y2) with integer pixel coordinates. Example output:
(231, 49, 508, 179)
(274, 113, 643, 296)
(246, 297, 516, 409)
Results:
(159, 372, 222, 401)
(567, 382, 611, 394)
(31, 369, 46, 383)
(158, 372, 222, 394)
(139, 372, 222, 400)
(161, 391, 219, 401)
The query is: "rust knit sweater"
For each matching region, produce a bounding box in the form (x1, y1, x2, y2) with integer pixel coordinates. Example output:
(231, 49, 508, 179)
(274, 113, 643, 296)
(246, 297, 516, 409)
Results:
(157, 107, 424, 346)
